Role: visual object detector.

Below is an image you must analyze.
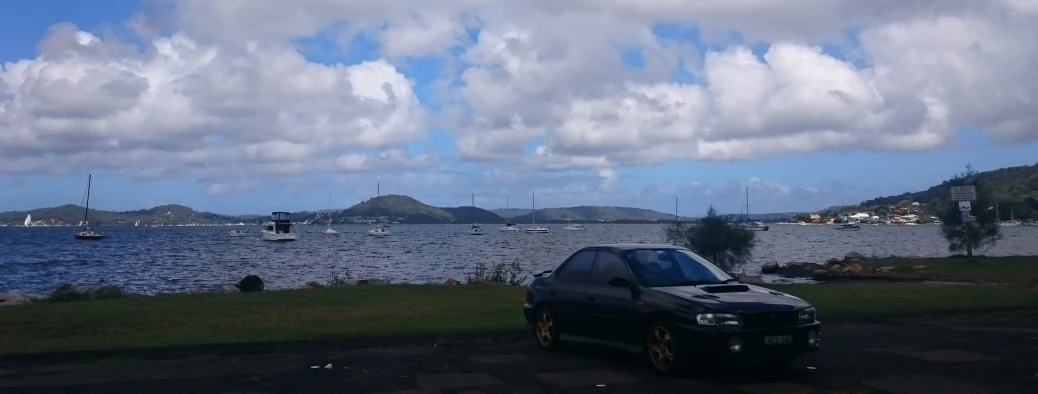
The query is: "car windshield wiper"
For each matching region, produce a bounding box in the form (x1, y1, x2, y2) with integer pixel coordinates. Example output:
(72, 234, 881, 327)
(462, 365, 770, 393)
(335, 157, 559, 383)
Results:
(719, 279, 740, 284)
(669, 280, 724, 286)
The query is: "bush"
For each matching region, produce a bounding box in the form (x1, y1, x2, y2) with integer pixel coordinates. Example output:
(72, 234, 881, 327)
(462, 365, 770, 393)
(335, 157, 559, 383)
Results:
(465, 258, 526, 286)
(47, 283, 126, 303)
(663, 206, 756, 270)
(327, 268, 353, 287)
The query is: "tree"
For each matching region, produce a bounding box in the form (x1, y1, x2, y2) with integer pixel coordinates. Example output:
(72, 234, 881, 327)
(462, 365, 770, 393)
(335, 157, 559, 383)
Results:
(1025, 196, 1038, 212)
(873, 205, 890, 216)
(938, 165, 1001, 257)
(663, 206, 756, 269)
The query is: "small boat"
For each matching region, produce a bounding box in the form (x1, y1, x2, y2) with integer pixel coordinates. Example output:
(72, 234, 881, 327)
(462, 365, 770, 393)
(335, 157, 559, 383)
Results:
(563, 219, 586, 231)
(368, 225, 392, 237)
(261, 212, 297, 241)
(737, 187, 769, 231)
(525, 191, 549, 233)
(229, 230, 246, 237)
(323, 194, 340, 235)
(833, 223, 860, 231)
(73, 174, 104, 240)
(499, 198, 520, 232)
(367, 183, 391, 237)
(469, 224, 485, 235)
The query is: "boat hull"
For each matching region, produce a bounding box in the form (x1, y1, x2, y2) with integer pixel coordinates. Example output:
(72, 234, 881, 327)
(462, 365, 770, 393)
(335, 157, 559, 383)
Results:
(261, 231, 297, 241)
(367, 231, 391, 237)
(73, 233, 104, 240)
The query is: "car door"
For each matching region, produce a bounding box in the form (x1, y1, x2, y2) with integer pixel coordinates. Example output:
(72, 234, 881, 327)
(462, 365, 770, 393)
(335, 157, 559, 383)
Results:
(582, 251, 644, 344)
(548, 250, 597, 338)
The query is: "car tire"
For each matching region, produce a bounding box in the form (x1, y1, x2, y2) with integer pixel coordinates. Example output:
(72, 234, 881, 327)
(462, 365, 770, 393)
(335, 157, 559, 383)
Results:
(644, 317, 687, 377)
(532, 306, 563, 351)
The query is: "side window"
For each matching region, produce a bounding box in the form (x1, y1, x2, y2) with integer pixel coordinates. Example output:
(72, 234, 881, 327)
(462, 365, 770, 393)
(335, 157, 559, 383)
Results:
(590, 251, 631, 286)
(555, 250, 596, 283)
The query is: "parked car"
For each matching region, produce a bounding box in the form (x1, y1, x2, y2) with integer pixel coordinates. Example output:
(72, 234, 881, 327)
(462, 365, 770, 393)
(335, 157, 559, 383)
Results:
(523, 244, 821, 376)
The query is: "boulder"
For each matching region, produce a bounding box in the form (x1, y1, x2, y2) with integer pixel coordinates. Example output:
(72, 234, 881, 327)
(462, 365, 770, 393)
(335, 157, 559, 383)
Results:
(780, 262, 826, 278)
(444, 278, 460, 286)
(49, 283, 83, 302)
(824, 259, 845, 272)
(345, 279, 387, 286)
(737, 274, 765, 284)
(842, 263, 863, 274)
(84, 284, 123, 299)
(875, 266, 894, 274)
(304, 281, 325, 288)
(235, 275, 265, 293)
(760, 262, 780, 274)
(912, 265, 926, 270)
(0, 291, 45, 306)
(845, 251, 867, 261)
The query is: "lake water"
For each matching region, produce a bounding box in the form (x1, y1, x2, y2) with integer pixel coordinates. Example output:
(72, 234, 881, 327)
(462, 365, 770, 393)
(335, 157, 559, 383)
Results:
(2, 224, 1037, 294)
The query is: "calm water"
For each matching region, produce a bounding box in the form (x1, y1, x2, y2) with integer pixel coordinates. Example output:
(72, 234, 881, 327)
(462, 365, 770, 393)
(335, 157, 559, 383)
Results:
(2, 224, 1037, 294)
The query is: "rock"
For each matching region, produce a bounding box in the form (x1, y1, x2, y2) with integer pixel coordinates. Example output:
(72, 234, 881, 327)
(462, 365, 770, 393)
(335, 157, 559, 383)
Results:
(912, 265, 926, 270)
(826, 257, 842, 266)
(84, 284, 123, 299)
(760, 262, 780, 274)
(444, 278, 460, 286)
(304, 281, 325, 288)
(0, 291, 45, 306)
(780, 262, 826, 278)
(49, 283, 83, 302)
(824, 259, 845, 272)
(737, 274, 765, 284)
(842, 263, 863, 274)
(845, 251, 867, 261)
(235, 275, 265, 293)
(875, 266, 894, 274)
(345, 279, 387, 286)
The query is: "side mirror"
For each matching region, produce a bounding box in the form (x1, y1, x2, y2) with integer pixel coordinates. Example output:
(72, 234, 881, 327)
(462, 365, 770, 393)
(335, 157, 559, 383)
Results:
(608, 275, 633, 288)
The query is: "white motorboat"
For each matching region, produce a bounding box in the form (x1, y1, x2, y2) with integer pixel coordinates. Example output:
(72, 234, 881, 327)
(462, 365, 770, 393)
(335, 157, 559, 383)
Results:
(525, 191, 549, 233)
(563, 219, 586, 231)
(229, 230, 246, 237)
(500, 225, 520, 232)
(368, 225, 392, 237)
(261, 212, 297, 241)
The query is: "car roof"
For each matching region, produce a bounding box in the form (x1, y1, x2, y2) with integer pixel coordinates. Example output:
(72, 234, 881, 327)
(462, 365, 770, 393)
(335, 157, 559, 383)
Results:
(585, 243, 687, 252)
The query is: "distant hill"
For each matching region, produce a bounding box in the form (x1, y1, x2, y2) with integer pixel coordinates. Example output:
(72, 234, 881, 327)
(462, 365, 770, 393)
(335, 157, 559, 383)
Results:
(492, 208, 534, 218)
(860, 162, 1038, 219)
(508, 206, 676, 223)
(0, 204, 245, 226)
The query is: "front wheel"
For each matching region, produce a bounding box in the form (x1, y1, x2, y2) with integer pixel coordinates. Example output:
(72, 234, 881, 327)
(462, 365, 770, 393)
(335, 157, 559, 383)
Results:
(644, 318, 688, 377)
(532, 306, 563, 351)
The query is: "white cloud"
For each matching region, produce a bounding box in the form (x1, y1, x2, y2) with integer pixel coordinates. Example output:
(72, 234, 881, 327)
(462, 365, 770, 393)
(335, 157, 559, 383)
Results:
(1, 0, 1036, 202)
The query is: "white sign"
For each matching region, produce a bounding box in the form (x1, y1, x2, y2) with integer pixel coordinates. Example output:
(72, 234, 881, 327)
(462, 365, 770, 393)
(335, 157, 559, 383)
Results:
(958, 201, 972, 212)
(950, 185, 976, 201)
(961, 211, 971, 222)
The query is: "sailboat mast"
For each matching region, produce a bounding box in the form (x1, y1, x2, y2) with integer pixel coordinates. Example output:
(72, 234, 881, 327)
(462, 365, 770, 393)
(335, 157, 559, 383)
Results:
(376, 183, 380, 223)
(532, 191, 536, 225)
(675, 196, 678, 222)
(84, 174, 92, 225)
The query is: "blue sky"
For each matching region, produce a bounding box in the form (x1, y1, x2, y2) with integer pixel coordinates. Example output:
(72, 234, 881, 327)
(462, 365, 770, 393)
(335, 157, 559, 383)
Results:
(2, 1, 1036, 215)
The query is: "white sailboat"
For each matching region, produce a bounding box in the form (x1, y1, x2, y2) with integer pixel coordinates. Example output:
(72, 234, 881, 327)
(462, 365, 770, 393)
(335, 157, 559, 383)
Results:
(468, 193, 484, 235)
(525, 191, 549, 233)
(736, 187, 769, 231)
(367, 183, 391, 237)
(500, 196, 520, 232)
(73, 174, 104, 240)
(323, 194, 340, 236)
(23, 214, 32, 227)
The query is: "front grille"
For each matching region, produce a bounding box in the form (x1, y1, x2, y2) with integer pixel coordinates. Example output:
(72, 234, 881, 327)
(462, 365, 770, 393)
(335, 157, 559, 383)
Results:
(742, 311, 799, 329)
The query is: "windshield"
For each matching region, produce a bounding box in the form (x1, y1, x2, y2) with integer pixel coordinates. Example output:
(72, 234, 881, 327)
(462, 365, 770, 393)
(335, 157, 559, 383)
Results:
(623, 248, 734, 287)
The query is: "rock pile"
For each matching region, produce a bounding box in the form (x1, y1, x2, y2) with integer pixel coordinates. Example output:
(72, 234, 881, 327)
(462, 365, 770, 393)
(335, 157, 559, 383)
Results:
(761, 251, 883, 279)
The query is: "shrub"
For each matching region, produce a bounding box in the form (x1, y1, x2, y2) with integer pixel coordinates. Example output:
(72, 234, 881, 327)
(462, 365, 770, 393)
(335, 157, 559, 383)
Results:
(465, 258, 526, 286)
(663, 205, 756, 270)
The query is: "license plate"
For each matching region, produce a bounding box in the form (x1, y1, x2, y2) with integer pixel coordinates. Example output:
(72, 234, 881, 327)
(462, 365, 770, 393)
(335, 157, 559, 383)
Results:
(764, 335, 793, 345)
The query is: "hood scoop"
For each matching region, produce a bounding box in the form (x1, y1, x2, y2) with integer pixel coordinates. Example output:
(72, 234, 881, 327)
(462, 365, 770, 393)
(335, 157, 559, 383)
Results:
(700, 284, 750, 294)
(692, 294, 720, 300)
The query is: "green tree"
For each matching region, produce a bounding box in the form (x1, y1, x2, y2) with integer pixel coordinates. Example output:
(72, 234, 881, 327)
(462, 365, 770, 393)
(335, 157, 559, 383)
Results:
(873, 205, 890, 216)
(938, 165, 1001, 257)
(663, 206, 756, 269)
(1025, 196, 1038, 212)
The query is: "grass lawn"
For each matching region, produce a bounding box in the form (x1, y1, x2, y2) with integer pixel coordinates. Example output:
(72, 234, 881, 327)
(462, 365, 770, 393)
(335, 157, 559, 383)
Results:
(3, 283, 1038, 354)
(858, 256, 1038, 285)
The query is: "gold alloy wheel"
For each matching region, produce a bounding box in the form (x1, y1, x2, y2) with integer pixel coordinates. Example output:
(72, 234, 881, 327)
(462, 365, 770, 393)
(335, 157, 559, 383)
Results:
(648, 326, 675, 370)
(536, 311, 554, 346)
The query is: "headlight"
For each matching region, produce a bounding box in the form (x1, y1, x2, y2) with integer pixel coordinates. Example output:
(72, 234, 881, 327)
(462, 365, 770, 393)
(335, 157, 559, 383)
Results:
(696, 313, 742, 327)
(798, 307, 817, 323)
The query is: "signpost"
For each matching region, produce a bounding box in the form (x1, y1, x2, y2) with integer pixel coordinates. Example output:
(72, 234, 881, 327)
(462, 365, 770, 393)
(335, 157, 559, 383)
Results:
(951, 185, 977, 256)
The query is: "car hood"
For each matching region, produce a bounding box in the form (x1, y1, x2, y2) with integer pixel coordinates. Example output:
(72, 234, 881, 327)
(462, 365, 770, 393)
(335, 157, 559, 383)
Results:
(651, 284, 809, 312)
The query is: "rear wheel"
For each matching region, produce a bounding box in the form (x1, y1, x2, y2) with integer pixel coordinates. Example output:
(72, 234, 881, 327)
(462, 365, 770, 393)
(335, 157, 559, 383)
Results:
(644, 318, 688, 376)
(533, 306, 563, 351)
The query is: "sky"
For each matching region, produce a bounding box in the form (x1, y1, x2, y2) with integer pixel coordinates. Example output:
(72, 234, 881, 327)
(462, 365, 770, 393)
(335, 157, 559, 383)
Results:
(1, 0, 1037, 216)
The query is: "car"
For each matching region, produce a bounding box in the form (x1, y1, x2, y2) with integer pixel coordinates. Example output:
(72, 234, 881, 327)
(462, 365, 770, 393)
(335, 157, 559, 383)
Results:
(523, 244, 821, 376)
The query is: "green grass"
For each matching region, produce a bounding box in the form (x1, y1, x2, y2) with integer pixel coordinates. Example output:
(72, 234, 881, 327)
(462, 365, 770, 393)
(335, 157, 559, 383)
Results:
(858, 256, 1038, 285)
(3, 283, 1038, 355)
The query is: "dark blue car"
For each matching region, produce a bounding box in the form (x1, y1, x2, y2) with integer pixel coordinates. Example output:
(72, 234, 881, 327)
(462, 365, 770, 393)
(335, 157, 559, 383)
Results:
(523, 244, 821, 376)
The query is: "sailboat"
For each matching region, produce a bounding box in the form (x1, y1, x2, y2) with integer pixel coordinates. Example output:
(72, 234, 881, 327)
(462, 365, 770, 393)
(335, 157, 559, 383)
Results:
(525, 191, 549, 233)
(23, 214, 32, 227)
(737, 187, 769, 231)
(563, 219, 586, 231)
(367, 183, 391, 237)
(73, 174, 104, 240)
(468, 193, 484, 235)
(500, 196, 520, 232)
(323, 194, 340, 236)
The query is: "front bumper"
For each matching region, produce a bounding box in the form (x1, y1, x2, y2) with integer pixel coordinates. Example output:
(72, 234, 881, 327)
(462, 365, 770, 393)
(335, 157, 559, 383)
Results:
(523, 302, 535, 325)
(675, 321, 821, 359)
